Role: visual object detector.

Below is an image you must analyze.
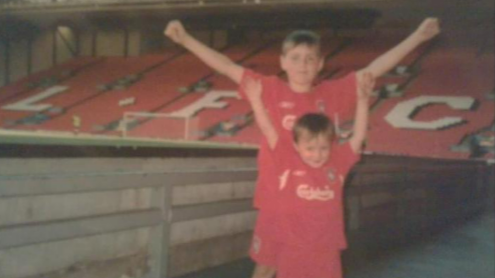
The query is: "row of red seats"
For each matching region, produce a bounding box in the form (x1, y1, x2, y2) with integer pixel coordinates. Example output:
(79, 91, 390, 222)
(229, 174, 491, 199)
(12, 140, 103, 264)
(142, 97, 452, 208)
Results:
(1, 32, 492, 161)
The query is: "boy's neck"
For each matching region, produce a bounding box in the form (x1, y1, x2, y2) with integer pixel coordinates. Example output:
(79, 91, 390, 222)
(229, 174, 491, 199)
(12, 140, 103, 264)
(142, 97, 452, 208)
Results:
(288, 82, 313, 93)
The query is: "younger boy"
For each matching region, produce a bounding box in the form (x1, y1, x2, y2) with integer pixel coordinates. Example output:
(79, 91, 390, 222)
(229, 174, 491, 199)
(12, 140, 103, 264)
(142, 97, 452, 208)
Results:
(243, 72, 374, 278)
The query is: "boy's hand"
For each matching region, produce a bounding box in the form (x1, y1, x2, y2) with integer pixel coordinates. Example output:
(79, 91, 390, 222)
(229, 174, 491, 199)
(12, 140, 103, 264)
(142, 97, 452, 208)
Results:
(243, 77, 277, 148)
(414, 18, 441, 42)
(243, 77, 263, 104)
(358, 71, 375, 101)
(164, 20, 188, 45)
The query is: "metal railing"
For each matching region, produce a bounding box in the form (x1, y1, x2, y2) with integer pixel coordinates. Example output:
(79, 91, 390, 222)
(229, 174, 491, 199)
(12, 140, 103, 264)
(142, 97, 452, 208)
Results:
(0, 0, 366, 11)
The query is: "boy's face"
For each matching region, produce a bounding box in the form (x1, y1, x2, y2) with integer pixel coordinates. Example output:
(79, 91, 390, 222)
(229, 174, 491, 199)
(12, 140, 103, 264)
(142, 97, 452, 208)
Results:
(293, 133, 331, 168)
(280, 44, 324, 89)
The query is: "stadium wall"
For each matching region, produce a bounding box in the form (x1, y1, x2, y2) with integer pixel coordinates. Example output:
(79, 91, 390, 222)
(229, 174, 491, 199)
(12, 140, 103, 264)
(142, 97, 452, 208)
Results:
(96, 29, 126, 57)
(31, 29, 54, 74)
(1, 19, 243, 87)
(0, 141, 491, 278)
(55, 26, 77, 63)
(140, 24, 169, 54)
(8, 40, 28, 84)
(0, 144, 258, 278)
(0, 41, 5, 86)
(0, 25, 76, 86)
(128, 27, 142, 56)
(489, 165, 495, 210)
(0, 22, 149, 87)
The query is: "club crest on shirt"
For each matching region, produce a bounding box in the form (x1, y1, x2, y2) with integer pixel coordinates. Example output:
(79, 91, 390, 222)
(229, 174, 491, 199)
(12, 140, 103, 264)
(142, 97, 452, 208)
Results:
(316, 100, 326, 113)
(327, 168, 337, 182)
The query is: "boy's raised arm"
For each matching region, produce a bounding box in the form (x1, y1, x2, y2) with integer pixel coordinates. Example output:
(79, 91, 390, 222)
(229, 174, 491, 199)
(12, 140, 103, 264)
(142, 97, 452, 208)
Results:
(350, 72, 374, 153)
(164, 20, 244, 84)
(357, 17, 440, 80)
(243, 78, 279, 149)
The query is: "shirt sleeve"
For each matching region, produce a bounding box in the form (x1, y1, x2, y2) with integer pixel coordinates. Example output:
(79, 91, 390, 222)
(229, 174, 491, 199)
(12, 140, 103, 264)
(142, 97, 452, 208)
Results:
(239, 68, 283, 137)
(238, 68, 264, 100)
(333, 142, 360, 176)
(321, 72, 357, 123)
(269, 135, 298, 168)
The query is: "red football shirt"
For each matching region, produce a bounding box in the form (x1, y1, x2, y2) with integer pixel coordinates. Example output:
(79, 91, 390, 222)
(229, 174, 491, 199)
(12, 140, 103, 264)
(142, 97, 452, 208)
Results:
(238, 69, 357, 210)
(273, 138, 360, 251)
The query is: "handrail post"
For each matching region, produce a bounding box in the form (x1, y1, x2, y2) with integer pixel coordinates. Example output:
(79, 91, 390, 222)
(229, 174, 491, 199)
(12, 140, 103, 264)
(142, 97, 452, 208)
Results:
(147, 183, 173, 278)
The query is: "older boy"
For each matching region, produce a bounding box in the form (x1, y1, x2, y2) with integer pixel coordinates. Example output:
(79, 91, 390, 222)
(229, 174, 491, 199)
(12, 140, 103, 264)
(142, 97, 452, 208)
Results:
(164, 18, 439, 277)
(243, 72, 374, 278)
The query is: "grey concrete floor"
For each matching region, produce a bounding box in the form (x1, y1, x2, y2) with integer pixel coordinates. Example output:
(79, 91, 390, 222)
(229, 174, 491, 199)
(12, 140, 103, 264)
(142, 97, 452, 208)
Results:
(176, 212, 494, 278)
(345, 212, 495, 278)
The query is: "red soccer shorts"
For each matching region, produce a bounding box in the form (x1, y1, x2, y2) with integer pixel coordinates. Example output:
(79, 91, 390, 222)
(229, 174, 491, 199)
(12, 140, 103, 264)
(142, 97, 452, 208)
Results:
(277, 246, 342, 278)
(249, 209, 281, 267)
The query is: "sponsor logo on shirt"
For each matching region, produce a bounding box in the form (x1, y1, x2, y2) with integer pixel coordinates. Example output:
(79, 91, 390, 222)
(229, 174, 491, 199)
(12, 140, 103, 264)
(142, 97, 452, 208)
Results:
(293, 170, 306, 177)
(297, 184, 335, 201)
(279, 101, 295, 109)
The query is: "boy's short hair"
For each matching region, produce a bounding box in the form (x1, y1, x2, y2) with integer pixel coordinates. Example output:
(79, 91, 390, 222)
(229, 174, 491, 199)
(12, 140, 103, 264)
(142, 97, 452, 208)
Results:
(293, 113, 335, 143)
(282, 30, 321, 55)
